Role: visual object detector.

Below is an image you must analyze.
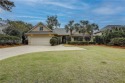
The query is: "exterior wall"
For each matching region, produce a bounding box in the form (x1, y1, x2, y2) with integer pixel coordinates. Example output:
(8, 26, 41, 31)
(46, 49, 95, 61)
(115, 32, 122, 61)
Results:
(94, 32, 102, 36)
(33, 25, 50, 31)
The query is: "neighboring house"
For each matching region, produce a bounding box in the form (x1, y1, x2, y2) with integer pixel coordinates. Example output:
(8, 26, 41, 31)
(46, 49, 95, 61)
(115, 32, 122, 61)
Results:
(94, 25, 125, 36)
(26, 22, 83, 45)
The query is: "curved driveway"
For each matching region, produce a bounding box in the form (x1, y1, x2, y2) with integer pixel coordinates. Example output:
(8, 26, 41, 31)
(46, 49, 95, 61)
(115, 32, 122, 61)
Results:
(0, 45, 85, 60)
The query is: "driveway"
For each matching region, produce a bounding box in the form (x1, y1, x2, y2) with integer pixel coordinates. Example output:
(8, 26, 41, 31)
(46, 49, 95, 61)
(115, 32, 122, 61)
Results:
(0, 45, 85, 60)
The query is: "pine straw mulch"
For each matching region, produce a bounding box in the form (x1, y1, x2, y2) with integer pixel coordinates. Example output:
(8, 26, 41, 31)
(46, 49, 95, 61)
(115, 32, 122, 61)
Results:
(64, 44, 125, 49)
(0, 44, 24, 48)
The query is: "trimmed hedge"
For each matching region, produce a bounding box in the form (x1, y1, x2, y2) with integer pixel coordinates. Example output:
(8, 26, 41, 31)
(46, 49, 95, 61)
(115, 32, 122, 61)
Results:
(68, 41, 95, 45)
(0, 35, 21, 45)
(109, 38, 125, 46)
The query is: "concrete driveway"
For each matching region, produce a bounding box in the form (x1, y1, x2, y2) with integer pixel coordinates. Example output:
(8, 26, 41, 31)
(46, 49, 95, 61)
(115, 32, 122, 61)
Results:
(0, 45, 85, 60)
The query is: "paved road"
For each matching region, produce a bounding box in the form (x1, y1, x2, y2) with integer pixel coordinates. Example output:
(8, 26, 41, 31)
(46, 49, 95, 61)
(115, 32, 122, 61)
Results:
(0, 45, 85, 60)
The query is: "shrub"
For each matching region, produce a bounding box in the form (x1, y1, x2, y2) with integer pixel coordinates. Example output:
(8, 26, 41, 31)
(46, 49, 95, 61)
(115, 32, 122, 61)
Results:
(68, 41, 95, 45)
(109, 38, 125, 46)
(102, 31, 125, 44)
(50, 38, 58, 46)
(0, 35, 21, 45)
(52, 36, 61, 44)
(94, 36, 104, 44)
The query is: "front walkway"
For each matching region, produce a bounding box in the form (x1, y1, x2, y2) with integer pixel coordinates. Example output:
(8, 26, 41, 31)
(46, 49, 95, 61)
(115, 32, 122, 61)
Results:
(0, 45, 85, 60)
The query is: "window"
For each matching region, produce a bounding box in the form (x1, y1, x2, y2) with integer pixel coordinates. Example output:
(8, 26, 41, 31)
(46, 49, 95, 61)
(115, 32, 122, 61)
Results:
(39, 27, 43, 31)
(74, 37, 83, 41)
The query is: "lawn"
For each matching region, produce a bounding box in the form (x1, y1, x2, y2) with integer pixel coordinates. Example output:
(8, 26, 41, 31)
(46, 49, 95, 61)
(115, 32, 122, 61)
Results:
(0, 46, 125, 83)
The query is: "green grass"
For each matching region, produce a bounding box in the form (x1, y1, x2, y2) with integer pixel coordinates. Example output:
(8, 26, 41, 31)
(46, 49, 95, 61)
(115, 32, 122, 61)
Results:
(0, 46, 125, 83)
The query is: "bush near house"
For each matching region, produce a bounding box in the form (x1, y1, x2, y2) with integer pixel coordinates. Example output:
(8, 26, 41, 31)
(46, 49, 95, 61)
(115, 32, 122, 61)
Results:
(68, 41, 95, 45)
(52, 37, 61, 44)
(102, 31, 125, 44)
(94, 36, 104, 44)
(0, 35, 21, 45)
(109, 38, 125, 46)
(94, 31, 125, 46)
(50, 37, 61, 46)
(50, 38, 57, 46)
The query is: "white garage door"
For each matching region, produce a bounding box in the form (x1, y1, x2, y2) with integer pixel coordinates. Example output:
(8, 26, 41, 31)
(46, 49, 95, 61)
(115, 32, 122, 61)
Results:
(29, 36, 52, 46)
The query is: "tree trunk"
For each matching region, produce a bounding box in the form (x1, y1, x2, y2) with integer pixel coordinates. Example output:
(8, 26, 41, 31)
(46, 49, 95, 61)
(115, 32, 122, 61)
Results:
(70, 31, 74, 41)
(91, 31, 94, 42)
(83, 33, 85, 41)
(91, 34, 93, 42)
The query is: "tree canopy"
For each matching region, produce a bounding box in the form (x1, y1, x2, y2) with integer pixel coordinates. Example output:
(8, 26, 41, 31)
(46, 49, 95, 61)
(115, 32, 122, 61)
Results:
(3, 21, 33, 37)
(65, 20, 75, 35)
(0, 0, 15, 11)
(46, 15, 60, 30)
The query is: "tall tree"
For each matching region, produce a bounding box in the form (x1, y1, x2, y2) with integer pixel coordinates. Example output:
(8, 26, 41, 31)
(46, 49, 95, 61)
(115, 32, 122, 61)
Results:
(89, 23, 99, 38)
(3, 21, 33, 37)
(75, 20, 99, 41)
(65, 20, 76, 41)
(0, 0, 15, 11)
(65, 20, 75, 36)
(74, 23, 80, 32)
(46, 15, 60, 30)
(79, 20, 89, 38)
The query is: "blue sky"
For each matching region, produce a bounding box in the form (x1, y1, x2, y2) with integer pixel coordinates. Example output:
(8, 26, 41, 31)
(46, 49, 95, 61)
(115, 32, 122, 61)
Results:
(0, 0, 125, 28)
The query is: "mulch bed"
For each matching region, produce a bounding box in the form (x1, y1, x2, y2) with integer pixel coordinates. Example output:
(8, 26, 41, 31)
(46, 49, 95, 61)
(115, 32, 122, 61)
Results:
(96, 45, 125, 49)
(0, 44, 24, 48)
(64, 44, 125, 49)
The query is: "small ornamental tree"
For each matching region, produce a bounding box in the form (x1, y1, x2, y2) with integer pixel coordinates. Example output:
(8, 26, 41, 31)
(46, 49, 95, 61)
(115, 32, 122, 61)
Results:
(50, 38, 58, 46)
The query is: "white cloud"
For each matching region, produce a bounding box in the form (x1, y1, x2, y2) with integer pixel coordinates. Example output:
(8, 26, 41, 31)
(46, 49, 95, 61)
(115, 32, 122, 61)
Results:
(12, 0, 89, 10)
(16, 16, 42, 19)
(93, 2, 124, 15)
(0, 8, 3, 13)
(43, 2, 75, 9)
(93, 6, 123, 15)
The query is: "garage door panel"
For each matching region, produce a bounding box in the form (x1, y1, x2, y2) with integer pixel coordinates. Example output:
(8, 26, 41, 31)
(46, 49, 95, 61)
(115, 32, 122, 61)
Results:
(30, 36, 51, 46)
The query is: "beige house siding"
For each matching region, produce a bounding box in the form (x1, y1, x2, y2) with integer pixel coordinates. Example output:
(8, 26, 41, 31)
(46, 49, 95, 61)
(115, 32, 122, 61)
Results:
(33, 25, 51, 31)
(94, 32, 102, 36)
(26, 23, 55, 45)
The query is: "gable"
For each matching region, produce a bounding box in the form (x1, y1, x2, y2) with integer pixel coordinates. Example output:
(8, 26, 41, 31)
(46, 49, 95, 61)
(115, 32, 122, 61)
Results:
(32, 25, 51, 31)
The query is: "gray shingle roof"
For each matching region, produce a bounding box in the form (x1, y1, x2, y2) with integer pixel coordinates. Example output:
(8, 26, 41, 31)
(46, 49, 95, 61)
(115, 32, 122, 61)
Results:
(101, 25, 125, 31)
(26, 31, 56, 35)
(53, 28, 70, 35)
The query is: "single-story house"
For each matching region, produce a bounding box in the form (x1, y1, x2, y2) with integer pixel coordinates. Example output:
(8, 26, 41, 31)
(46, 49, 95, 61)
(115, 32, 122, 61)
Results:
(26, 22, 83, 45)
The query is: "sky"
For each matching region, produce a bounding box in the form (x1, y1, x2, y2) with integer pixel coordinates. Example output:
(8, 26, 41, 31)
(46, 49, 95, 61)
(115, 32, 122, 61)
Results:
(0, 0, 125, 28)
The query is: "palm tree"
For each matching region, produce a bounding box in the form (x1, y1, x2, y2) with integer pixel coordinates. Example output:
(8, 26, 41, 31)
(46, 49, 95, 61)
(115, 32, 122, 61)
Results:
(0, 0, 15, 11)
(79, 20, 89, 39)
(65, 20, 75, 41)
(74, 23, 80, 32)
(46, 15, 60, 30)
(90, 23, 99, 39)
(65, 20, 75, 35)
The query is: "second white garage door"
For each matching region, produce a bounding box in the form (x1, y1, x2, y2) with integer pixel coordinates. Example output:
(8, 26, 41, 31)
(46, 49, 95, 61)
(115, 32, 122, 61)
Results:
(29, 36, 52, 46)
